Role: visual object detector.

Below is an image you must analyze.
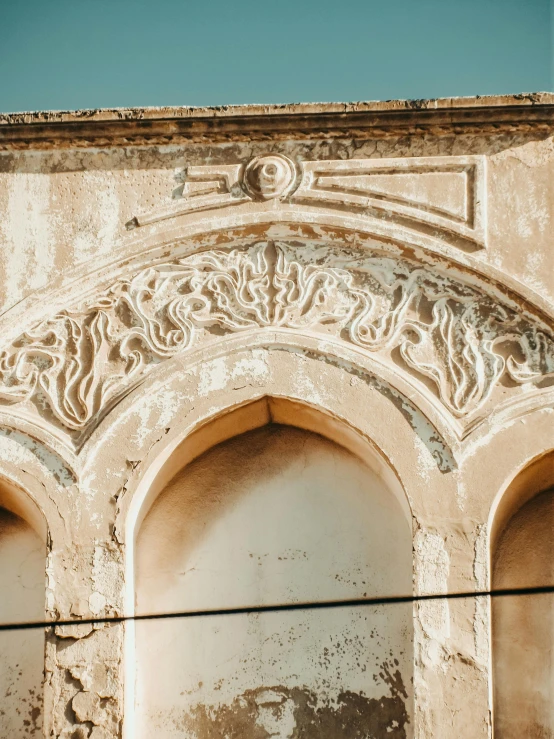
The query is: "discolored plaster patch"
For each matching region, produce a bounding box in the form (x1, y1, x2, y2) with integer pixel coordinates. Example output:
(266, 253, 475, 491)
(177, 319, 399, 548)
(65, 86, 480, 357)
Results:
(0, 428, 75, 486)
(178, 666, 409, 739)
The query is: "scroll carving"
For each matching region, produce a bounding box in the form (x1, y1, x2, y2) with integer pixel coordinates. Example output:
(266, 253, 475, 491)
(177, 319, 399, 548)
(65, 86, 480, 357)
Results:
(0, 242, 552, 432)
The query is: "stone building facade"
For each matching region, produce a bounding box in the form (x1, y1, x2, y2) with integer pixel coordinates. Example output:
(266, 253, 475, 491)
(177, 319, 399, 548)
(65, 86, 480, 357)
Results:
(0, 94, 553, 738)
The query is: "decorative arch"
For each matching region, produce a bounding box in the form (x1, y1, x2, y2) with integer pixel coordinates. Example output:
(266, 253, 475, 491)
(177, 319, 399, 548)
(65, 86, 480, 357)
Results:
(0, 466, 52, 738)
(0, 419, 73, 738)
(77, 331, 458, 739)
(102, 354, 426, 602)
(0, 424, 71, 545)
(123, 394, 412, 567)
(123, 396, 415, 739)
(490, 450, 554, 737)
(0, 217, 552, 456)
(490, 450, 554, 555)
(0, 475, 48, 550)
(84, 337, 455, 534)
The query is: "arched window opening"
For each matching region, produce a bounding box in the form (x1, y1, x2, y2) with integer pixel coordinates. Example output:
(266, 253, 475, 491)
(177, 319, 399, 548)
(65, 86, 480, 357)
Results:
(492, 451, 554, 738)
(132, 401, 413, 738)
(0, 482, 46, 737)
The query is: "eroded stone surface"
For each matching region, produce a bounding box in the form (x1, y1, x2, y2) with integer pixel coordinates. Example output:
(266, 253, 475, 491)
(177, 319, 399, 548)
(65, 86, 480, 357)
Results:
(0, 95, 553, 738)
(179, 677, 410, 739)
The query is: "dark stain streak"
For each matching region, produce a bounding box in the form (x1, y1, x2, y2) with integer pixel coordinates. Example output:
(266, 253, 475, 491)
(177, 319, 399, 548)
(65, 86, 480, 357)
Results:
(178, 665, 409, 738)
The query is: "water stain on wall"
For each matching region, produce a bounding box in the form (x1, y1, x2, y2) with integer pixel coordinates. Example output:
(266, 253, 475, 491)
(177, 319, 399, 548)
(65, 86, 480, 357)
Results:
(178, 661, 409, 738)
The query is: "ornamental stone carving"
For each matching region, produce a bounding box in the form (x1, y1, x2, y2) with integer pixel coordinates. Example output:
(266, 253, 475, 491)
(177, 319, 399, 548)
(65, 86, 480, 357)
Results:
(3, 97, 554, 739)
(242, 154, 297, 200)
(0, 241, 552, 435)
(128, 154, 487, 249)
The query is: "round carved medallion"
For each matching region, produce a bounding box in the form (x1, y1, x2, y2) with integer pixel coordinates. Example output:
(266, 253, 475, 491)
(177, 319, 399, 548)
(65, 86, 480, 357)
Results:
(243, 154, 296, 200)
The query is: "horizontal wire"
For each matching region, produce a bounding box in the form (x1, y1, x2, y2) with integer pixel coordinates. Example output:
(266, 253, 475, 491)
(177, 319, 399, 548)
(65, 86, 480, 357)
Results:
(1, 583, 554, 632)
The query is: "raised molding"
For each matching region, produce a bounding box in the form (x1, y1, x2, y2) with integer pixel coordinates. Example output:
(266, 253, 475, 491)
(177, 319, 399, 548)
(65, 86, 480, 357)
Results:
(296, 156, 486, 247)
(126, 163, 248, 228)
(0, 241, 551, 440)
(127, 154, 487, 249)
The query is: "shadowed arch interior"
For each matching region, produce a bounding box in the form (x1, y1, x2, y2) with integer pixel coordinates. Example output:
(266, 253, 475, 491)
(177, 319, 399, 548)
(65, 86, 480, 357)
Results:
(492, 451, 554, 738)
(131, 398, 413, 738)
(0, 480, 47, 737)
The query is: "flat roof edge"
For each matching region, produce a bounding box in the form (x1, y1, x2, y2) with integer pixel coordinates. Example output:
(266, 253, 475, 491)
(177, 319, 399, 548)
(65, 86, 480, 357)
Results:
(1, 93, 553, 149)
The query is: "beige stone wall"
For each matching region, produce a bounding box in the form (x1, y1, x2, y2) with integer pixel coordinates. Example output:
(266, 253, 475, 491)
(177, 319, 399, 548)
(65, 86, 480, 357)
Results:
(135, 424, 412, 737)
(0, 95, 552, 737)
(493, 485, 554, 738)
(0, 509, 44, 736)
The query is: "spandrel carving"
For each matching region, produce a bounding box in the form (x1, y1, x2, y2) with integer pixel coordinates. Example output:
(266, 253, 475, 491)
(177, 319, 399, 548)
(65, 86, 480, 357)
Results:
(0, 242, 552, 433)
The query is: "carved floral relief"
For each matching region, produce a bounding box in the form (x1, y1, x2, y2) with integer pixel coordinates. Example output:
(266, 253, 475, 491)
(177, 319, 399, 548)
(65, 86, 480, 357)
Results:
(0, 241, 552, 434)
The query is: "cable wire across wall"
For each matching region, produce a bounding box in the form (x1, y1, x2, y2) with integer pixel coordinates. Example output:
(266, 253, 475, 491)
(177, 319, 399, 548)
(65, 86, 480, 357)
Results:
(1, 583, 554, 632)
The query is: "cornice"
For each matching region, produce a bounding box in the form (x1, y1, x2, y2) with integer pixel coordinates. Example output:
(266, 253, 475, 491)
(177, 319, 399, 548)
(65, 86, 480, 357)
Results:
(1, 93, 553, 149)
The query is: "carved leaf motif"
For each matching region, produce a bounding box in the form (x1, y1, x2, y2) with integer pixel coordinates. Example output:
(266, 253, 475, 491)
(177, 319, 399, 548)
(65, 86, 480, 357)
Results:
(0, 241, 553, 432)
(0, 310, 121, 429)
(399, 300, 505, 416)
(505, 328, 554, 382)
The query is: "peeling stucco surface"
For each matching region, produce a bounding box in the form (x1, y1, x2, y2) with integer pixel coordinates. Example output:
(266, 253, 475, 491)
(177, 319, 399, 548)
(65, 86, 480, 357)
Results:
(0, 96, 552, 737)
(134, 425, 413, 738)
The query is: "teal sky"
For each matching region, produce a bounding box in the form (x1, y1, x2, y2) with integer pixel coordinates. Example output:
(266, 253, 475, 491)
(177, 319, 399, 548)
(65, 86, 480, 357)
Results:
(0, 0, 551, 113)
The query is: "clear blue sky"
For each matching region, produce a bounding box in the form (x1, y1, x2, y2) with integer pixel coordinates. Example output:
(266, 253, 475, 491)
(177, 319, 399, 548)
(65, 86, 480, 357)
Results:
(0, 0, 551, 113)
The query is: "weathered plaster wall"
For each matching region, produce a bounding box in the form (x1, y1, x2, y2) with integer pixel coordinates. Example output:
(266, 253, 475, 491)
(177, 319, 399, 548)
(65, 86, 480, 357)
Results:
(0, 130, 553, 318)
(493, 487, 554, 737)
(136, 424, 412, 738)
(0, 95, 552, 738)
(0, 508, 44, 736)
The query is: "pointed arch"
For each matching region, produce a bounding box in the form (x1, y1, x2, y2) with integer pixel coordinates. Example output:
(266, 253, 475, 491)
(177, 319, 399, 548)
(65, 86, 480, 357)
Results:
(491, 450, 554, 737)
(75, 331, 459, 739)
(0, 218, 551, 453)
(128, 397, 414, 738)
(0, 476, 49, 737)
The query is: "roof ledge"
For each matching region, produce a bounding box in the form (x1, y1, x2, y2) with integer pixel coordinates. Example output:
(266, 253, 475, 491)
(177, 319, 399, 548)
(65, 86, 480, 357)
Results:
(1, 93, 553, 149)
